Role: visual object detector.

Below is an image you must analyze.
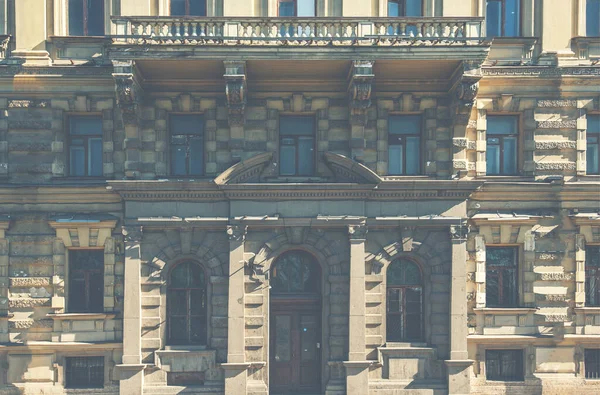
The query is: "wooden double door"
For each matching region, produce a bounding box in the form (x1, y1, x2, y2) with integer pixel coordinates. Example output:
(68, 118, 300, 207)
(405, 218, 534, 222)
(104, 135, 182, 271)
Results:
(270, 300, 321, 394)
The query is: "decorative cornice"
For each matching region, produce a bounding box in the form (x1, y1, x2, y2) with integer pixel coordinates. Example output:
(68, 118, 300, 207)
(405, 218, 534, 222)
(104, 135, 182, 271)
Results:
(0, 65, 114, 77)
(348, 60, 374, 126)
(8, 99, 50, 108)
(8, 121, 52, 130)
(536, 120, 577, 129)
(224, 61, 247, 126)
(482, 66, 600, 77)
(214, 152, 273, 185)
(537, 99, 577, 108)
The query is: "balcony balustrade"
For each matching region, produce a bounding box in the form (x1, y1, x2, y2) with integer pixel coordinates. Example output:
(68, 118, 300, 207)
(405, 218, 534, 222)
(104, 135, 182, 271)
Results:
(111, 17, 486, 47)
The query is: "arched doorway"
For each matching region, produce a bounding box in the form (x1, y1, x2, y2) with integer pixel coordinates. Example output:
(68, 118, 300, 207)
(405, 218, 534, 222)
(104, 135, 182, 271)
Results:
(269, 250, 321, 394)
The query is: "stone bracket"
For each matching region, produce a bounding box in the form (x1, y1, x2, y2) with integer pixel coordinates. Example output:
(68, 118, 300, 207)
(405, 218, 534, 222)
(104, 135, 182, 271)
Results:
(451, 60, 483, 124)
(113, 61, 143, 125)
(348, 60, 375, 126)
(224, 61, 247, 126)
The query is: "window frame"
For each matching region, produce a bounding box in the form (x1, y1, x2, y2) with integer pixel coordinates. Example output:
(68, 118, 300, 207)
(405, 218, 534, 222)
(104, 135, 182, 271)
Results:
(167, 260, 208, 346)
(486, 114, 520, 176)
(485, 246, 520, 308)
(67, 249, 105, 314)
(67, 115, 104, 178)
(586, 245, 600, 306)
(278, 114, 316, 177)
(170, 0, 208, 16)
(587, 114, 600, 175)
(585, 348, 600, 380)
(386, 259, 424, 342)
(65, 356, 105, 389)
(387, 0, 424, 17)
(485, 349, 525, 382)
(277, 0, 317, 17)
(485, 0, 522, 37)
(169, 113, 206, 177)
(68, 0, 105, 36)
(387, 113, 423, 176)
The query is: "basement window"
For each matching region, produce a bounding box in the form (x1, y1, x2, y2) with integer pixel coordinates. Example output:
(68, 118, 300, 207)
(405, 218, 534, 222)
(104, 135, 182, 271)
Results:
(486, 0, 521, 37)
(587, 115, 600, 175)
(65, 356, 104, 388)
(68, 0, 105, 36)
(585, 349, 600, 379)
(486, 349, 524, 381)
(486, 247, 519, 307)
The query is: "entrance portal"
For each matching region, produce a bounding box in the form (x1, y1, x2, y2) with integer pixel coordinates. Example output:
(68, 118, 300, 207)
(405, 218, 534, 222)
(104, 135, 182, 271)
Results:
(269, 250, 321, 394)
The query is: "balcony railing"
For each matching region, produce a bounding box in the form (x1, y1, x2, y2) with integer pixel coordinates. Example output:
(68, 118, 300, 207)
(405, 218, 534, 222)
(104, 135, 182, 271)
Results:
(111, 17, 485, 46)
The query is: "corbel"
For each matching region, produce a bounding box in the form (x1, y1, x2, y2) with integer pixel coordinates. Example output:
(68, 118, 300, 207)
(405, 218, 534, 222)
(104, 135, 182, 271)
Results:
(348, 60, 375, 126)
(224, 61, 247, 126)
(113, 61, 143, 125)
(451, 60, 483, 125)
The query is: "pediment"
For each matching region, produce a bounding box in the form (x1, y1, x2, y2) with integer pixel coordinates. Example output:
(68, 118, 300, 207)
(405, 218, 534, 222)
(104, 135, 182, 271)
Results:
(214, 152, 274, 185)
(323, 152, 382, 184)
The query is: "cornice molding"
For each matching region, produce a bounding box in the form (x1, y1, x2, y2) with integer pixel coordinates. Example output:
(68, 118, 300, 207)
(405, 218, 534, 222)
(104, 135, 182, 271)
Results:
(482, 66, 600, 77)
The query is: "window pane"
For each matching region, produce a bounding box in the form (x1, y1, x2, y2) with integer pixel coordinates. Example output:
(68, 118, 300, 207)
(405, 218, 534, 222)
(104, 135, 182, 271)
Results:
(486, 142, 500, 174)
(275, 315, 291, 362)
(405, 136, 420, 175)
(169, 290, 187, 315)
(388, 145, 403, 175)
(279, 1, 295, 16)
(297, 136, 314, 176)
(189, 137, 204, 175)
(171, 0, 186, 15)
(486, 0, 502, 36)
(87, 0, 105, 36)
(190, 289, 206, 315)
(280, 144, 297, 176)
(171, 145, 187, 176)
(588, 140, 599, 174)
(297, 0, 315, 16)
(585, 349, 600, 379)
(169, 317, 187, 344)
(69, 0, 84, 36)
(389, 115, 421, 135)
(589, 115, 600, 134)
(587, 0, 600, 36)
(70, 146, 86, 177)
(488, 116, 518, 135)
(280, 116, 314, 136)
(189, 0, 207, 16)
(502, 136, 517, 175)
(388, 2, 400, 17)
(88, 271, 104, 312)
(70, 117, 103, 136)
(88, 137, 103, 177)
(171, 115, 204, 135)
(504, 0, 520, 36)
(488, 247, 517, 267)
(406, 0, 422, 16)
(66, 357, 104, 389)
(189, 317, 205, 344)
(69, 277, 87, 312)
(387, 288, 401, 313)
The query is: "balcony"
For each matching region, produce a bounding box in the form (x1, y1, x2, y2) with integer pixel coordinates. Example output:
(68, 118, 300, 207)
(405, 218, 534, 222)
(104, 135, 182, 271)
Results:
(109, 16, 489, 61)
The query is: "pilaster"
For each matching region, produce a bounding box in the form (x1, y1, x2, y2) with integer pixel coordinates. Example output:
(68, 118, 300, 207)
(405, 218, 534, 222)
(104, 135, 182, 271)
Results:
(0, 218, 10, 343)
(348, 61, 374, 162)
(12, 0, 50, 65)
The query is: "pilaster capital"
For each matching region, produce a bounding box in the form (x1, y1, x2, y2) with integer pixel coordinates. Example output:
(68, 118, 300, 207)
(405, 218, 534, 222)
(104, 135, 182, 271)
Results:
(348, 60, 374, 126)
(224, 61, 247, 126)
(450, 224, 469, 241)
(227, 224, 247, 242)
(348, 224, 368, 240)
(122, 225, 143, 244)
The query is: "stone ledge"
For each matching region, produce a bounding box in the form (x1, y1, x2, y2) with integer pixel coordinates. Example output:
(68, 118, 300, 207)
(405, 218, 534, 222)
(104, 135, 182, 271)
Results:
(47, 313, 116, 320)
(473, 308, 537, 315)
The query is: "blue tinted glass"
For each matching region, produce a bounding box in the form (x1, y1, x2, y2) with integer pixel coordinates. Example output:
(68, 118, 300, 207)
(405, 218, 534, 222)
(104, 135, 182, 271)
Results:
(503, 136, 517, 174)
(68, 0, 84, 36)
(280, 117, 314, 136)
(88, 138, 103, 176)
(280, 145, 296, 176)
(486, 143, 500, 174)
(505, 0, 520, 36)
(171, 145, 187, 176)
(588, 141, 599, 174)
(298, 137, 314, 176)
(588, 0, 600, 36)
(70, 146, 85, 176)
(487, 116, 518, 135)
(70, 117, 102, 136)
(171, 0, 186, 15)
(389, 115, 421, 135)
(388, 2, 400, 17)
(171, 115, 204, 136)
(589, 115, 600, 134)
(406, 0, 422, 16)
(87, 0, 105, 36)
(189, 0, 207, 16)
(189, 137, 204, 175)
(389, 145, 403, 175)
(406, 136, 420, 175)
(297, 0, 315, 16)
(279, 2, 295, 16)
(486, 0, 502, 36)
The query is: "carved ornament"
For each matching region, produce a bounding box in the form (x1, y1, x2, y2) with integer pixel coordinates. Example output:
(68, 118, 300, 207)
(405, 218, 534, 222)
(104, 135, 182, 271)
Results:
(8, 99, 50, 108)
(227, 225, 247, 242)
(348, 224, 367, 240)
(450, 224, 469, 240)
(114, 74, 141, 124)
(122, 226, 143, 243)
(348, 61, 374, 126)
(224, 61, 247, 126)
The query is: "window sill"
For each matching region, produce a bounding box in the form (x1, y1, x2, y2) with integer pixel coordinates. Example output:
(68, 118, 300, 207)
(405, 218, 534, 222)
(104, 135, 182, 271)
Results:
(163, 345, 207, 351)
(476, 176, 534, 182)
(575, 307, 600, 314)
(473, 308, 537, 315)
(47, 313, 116, 320)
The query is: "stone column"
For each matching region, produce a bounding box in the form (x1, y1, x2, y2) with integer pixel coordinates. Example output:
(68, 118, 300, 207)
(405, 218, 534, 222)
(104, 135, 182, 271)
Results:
(117, 226, 144, 395)
(344, 224, 370, 395)
(445, 225, 472, 395)
(222, 225, 250, 395)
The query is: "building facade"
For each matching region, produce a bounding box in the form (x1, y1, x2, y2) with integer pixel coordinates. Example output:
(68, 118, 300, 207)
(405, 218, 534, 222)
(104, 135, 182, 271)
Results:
(0, 0, 599, 394)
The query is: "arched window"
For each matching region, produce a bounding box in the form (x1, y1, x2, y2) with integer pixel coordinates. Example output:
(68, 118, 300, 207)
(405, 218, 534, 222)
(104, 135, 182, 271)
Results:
(271, 250, 320, 295)
(168, 261, 207, 345)
(386, 259, 423, 342)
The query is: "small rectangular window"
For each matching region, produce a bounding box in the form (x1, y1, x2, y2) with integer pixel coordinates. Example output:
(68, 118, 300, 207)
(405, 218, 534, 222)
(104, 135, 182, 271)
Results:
(486, 350, 524, 381)
(587, 115, 600, 175)
(586, 349, 600, 379)
(68, 250, 104, 313)
(68, 0, 104, 36)
(388, 115, 421, 175)
(486, 246, 518, 307)
(69, 116, 103, 177)
(170, 114, 204, 176)
(588, 0, 600, 37)
(279, 116, 315, 176)
(388, 0, 422, 16)
(171, 0, 207, 16)
(486, 116, 518, 175)
(486, 0, 521, 37)
(65, 356, 104, 388)
(278, 0, 316, 16)
(586, 246, 600, 306)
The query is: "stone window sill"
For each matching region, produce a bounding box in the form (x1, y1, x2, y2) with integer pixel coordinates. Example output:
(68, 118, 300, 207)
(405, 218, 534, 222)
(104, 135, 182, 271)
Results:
(574, 307, 600, 313)
(47, 313, 116, 320)
(473, 308, 537, 315)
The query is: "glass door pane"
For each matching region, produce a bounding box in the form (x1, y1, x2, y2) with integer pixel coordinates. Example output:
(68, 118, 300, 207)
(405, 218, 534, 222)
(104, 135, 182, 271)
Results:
(275, 315, 292, 362)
